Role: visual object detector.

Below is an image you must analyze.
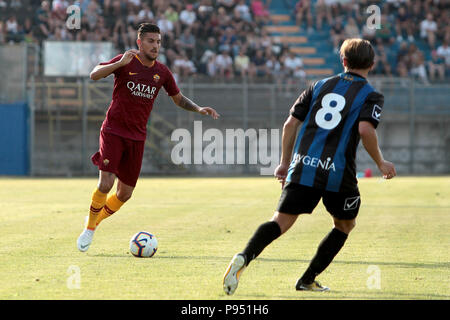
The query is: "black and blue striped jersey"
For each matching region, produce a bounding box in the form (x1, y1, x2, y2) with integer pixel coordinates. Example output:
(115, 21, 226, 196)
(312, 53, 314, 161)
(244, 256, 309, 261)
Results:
(286, 72, 384, 193)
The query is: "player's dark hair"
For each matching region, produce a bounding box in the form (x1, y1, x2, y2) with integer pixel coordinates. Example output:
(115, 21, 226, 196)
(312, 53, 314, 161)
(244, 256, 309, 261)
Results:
(340, 38, 375, 70)
(137, 23, 160, 39)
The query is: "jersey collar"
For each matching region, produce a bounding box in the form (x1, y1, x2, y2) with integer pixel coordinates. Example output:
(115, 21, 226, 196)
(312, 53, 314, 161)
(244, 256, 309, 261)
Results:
(340, 72, 367, 82)
(135, 54, 156, 68)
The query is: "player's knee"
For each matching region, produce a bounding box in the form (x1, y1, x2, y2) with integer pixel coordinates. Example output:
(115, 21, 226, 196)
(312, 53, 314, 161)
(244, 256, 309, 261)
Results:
(116, 190, 133, 202)
(98, 172, 115, 193)
(98, 180, 114, 193)
(334, 219, 356, 234)
(271, 211, 298, 234)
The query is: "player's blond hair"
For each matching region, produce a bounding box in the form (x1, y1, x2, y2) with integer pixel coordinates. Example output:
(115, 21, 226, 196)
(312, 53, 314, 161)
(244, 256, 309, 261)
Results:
(340, 39, 375, 70)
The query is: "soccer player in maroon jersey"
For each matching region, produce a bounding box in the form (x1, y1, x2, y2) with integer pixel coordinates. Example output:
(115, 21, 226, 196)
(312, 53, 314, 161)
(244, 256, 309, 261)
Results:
(77, 23, 219, 252)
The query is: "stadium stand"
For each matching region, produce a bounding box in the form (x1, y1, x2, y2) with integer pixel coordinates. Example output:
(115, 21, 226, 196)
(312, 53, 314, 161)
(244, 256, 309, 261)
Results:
(0, 0, 449, 83)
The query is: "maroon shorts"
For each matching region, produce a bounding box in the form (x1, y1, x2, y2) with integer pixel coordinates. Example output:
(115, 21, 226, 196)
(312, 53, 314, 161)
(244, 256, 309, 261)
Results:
(91, 130, 145, 187)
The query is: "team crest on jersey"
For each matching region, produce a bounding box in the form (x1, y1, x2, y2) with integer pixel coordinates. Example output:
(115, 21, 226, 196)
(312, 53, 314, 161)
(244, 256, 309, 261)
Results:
(343, 74, 354, 81)
(153, 74, 160, 82)
(372, 104, 382, 121)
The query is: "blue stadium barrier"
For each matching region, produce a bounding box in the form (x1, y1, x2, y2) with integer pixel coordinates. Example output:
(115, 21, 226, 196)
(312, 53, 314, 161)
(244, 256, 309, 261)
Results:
(0, 102, 29, 175)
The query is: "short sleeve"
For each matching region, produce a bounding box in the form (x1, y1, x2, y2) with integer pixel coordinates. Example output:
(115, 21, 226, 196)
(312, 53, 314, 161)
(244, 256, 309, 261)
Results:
(290, 83, 314, 121)
(99, 54, 123, 76)
(359, 91, 384, 129)
(163, 66, 180, 97)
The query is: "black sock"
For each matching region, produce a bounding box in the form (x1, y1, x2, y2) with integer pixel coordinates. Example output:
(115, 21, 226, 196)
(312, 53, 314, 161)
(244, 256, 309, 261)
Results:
(241, 221, 282, 266)
(300, 228, 348, 284)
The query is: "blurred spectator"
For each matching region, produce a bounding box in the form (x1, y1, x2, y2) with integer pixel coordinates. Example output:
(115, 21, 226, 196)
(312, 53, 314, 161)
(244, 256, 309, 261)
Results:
(314, 0, 331, 31)
(173, 51, 196, 80)
(179, 4, 196, 29)
(250, 49, 267, 78)
(436, 40, 450, 67)
(219, 27, 237, 53)
(344, 18, 360, 39)
(206, 53, 218, 77)
(0, 21, 5, 44)
(234, 47, 251, 78)
(86, 1, 101, 31)
(331, 17, 345, 53)
(283, 50, 305, 94)
(35, 0, 51, 41)
(6, 15, 19, 42)
(265, 54, 283, 86)
(217, 6, 232, 30)
(420, 13, 437, 49)
(373, 43, 392, 76)
(428, 49, 446, 82)
(215, 49, 234, 80)
(10, 0, 22, 9)
(295, 0, 313, 32)
(138, 2, 155, 24)
(376, 14, 395, 45)
(178, 27, 196, 59)
(125, 24, 137, 50)
(283, 50, 304, 78)
(157, 13, 175, 46)
(395, 6, 414, 43)
(52, 0, 69, 21)
(436, 10, 450, 43)
(235, 0, 252, 23)
(408, 44, 429, 84)
(218, 0, 236, 14)
(23, 17, 34, 43)
(396, 41, 409, 77)
(128, 0, 142, 12)
(251, 0, 270, 26)
(164, 4, 180, 36)
(362, 22, 377, 44)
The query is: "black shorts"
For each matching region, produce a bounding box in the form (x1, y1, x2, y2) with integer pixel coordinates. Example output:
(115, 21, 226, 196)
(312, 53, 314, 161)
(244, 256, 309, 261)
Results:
(276, 182, 361, 220)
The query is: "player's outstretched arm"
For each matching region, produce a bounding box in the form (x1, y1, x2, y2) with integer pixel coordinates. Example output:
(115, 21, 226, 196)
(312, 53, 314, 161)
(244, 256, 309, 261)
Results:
(171, 92, 220, 119)
(359, 121, 396, 179)
(90, 49, 138, 81)
(274, 115, 302, 187)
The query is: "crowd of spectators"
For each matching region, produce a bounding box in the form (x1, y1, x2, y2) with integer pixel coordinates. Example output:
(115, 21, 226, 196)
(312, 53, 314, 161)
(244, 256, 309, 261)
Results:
(0, 0, 449, 83)
(0, 0, 307, 86)
(292, 0, 450, 83)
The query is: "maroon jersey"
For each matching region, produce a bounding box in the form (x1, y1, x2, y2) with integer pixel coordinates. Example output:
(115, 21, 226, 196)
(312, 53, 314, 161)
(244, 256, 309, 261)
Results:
(99, 54, 180, 141)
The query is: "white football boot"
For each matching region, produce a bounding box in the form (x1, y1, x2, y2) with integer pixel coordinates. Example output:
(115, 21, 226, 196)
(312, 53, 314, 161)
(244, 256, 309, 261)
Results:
(77, 217, 95, 252)
(223, 253, 246, 295)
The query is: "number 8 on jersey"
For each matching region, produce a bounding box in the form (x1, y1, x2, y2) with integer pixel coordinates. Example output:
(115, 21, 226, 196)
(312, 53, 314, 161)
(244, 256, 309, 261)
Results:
(315, 93, 346, 130)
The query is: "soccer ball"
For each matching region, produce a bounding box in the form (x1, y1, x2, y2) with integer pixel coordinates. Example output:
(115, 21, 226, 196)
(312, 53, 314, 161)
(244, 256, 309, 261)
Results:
(129, 231, 158, 258)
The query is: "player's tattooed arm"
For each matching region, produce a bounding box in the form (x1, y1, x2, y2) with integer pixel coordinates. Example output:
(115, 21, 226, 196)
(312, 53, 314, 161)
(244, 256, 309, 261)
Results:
(172, 93, 201, 112)
(171, 93, 220, 119)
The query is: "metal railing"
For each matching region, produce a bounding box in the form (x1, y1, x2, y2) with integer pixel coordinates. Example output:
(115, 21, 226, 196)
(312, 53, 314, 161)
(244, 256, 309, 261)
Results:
(26, 76, 450, 176)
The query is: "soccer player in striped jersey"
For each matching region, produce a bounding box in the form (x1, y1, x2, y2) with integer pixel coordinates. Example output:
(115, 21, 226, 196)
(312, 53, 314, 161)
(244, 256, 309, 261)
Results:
(223, 38, 396, 294)
(77, 23, 219, 252)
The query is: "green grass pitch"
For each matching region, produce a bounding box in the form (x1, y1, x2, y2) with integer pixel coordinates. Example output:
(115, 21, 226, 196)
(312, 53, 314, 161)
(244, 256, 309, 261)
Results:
(0, 176, 448, 300)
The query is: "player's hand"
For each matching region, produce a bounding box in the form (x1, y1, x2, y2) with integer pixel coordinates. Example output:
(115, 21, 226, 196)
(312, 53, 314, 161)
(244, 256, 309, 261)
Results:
(198, 107, 220, 119)
(378, 160, 396, 179)
(119, 49, 139, 66)
(274, 163, 289, 188)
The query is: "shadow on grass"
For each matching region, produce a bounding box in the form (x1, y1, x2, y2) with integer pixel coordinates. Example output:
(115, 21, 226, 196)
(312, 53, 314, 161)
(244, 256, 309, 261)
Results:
(257, 257, 450, 270)
(91, 253, 449, 271)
